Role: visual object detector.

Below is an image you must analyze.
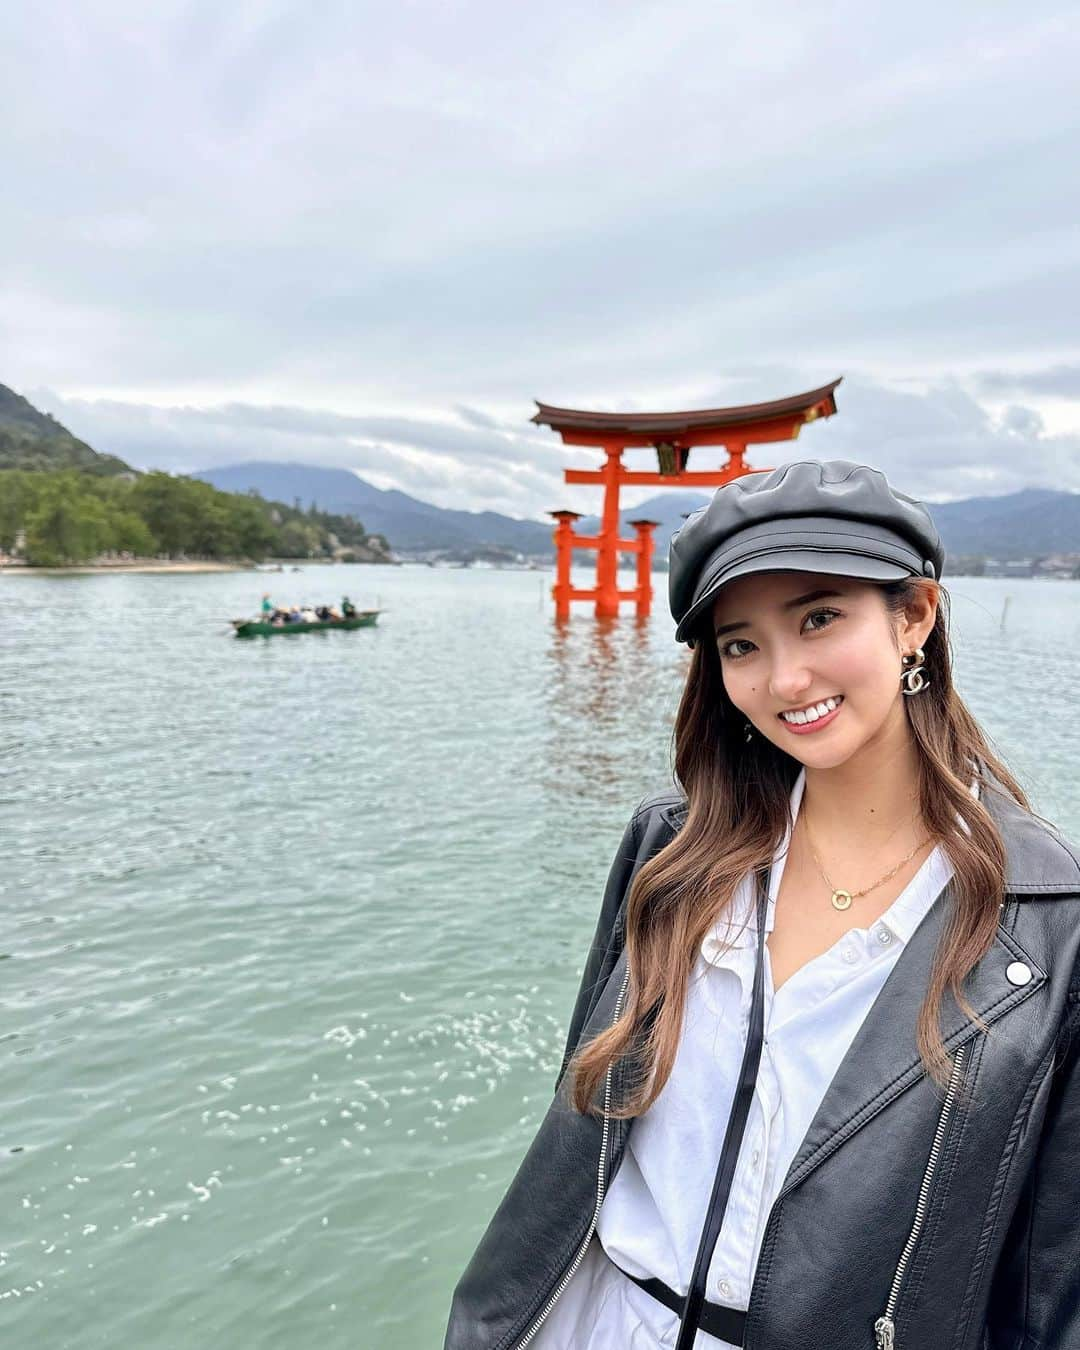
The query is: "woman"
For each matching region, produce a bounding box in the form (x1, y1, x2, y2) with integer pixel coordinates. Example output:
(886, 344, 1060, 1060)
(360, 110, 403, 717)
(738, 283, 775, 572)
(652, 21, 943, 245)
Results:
(444, 460, 1080, 1350)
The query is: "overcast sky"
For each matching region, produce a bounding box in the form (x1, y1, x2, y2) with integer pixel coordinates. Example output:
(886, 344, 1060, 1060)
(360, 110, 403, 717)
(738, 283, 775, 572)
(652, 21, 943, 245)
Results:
(3, 1, 1079, 517)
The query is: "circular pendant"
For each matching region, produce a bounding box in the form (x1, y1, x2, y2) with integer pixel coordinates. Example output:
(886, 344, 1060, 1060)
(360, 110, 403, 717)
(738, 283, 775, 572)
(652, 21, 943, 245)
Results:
(831, 890, 853, 912)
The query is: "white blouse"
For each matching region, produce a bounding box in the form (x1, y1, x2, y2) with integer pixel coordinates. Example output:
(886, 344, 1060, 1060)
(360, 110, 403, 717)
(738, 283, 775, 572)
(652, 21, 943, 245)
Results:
(532, 767, 978, 1349)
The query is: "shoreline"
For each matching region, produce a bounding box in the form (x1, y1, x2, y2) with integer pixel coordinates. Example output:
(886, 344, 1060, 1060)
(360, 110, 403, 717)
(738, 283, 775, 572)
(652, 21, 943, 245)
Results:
(0, 560, 257, 576)
(0, 556, 397, 576)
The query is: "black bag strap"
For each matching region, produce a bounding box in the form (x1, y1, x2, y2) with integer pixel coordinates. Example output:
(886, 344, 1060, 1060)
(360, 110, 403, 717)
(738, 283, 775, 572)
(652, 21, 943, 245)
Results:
(617, 1268, 748, 1344)
(674, 865, 770, 1350)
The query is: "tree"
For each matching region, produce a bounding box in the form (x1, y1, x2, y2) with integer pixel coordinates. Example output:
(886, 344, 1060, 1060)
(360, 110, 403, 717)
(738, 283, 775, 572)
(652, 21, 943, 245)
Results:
(128, 473, 198, 555)
(107, 509, 156, 556)
(278, 519, 319, 557)
(227, 496, 276, 559)
(0, 471, 35, 552)
(24, 478, 110, 563)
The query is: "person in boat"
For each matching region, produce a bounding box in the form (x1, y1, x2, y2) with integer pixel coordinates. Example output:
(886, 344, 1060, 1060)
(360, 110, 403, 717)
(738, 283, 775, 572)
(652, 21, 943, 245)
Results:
(261, 593, 274, 617)
(287, 605, 303, 624)
(342, 596, 357, 619)
(443, 460, 1080, 1350)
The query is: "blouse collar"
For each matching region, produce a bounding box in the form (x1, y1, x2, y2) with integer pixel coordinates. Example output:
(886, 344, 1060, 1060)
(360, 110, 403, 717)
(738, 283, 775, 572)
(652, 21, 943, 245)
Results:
(700, 765, 981, 963)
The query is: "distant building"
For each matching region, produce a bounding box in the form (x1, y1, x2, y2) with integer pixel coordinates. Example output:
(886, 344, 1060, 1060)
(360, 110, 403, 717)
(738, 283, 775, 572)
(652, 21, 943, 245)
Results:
(1032, 552, 1080, 579)
(982, 559, 1035, 578)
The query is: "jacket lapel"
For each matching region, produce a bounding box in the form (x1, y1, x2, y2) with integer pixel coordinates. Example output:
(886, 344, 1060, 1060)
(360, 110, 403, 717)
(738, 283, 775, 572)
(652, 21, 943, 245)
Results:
(775, 894, 1043, 1198)
(658, 765, 1079, 1202)
(774, 766, 1074, 1199)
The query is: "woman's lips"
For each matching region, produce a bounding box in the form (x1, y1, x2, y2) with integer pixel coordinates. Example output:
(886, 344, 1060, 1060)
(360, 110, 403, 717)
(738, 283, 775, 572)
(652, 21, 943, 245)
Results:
(777, 699, 843, 735)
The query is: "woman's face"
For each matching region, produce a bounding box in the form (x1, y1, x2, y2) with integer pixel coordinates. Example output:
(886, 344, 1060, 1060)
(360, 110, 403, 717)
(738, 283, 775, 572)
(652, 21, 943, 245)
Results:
(709, 570, 937, 770)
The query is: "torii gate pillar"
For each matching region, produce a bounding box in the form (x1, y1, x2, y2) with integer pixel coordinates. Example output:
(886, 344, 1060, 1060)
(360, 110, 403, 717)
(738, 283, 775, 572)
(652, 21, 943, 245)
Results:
(549, 510, 660, 620)
(534, 380, 841, 622)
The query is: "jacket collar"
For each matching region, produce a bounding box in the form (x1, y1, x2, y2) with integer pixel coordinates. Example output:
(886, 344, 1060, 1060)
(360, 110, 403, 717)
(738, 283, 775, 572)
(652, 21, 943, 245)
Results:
(659, 758, 1080, 898)
(978, 763, 1080, 894)
(656, 759, 1079, 1201)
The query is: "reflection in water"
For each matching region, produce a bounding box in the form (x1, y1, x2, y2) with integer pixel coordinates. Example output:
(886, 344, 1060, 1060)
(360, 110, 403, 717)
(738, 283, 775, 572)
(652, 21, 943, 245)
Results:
(2, 568, 1078, 1350)
(544, 609, 689, 813)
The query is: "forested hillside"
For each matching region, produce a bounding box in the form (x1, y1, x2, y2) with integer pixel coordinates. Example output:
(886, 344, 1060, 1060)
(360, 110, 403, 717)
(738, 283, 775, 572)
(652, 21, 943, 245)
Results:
(0, 385, 393, 566)
(0, 384, 132, 475)
(0, 469, 392, 566)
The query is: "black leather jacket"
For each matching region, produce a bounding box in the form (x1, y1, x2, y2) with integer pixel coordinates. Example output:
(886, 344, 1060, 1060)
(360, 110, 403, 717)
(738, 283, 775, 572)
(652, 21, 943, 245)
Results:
(444, 768, 1080, 1350)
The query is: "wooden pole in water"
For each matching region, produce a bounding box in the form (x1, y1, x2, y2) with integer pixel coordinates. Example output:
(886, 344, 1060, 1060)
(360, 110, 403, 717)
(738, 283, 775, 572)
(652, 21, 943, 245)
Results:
(629, 519, 659, 619)
(595, 445, 623, 619)
(549, 511, 581, 620)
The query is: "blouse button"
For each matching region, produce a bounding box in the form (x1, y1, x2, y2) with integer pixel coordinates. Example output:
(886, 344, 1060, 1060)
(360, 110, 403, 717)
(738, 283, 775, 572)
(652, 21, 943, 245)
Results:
(842, 948, 857, 964)
(876, 927, 892, 946)
(720, 1279, 732, 1298)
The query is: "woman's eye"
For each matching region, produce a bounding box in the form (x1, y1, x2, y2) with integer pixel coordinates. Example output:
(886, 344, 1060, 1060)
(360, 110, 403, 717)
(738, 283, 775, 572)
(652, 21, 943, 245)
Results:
(719, 638, 755, 660)
(803, 608, 840, 632)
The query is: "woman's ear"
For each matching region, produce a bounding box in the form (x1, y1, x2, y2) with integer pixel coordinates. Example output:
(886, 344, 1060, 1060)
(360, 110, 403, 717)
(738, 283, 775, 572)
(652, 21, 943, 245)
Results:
(898, 579, 939, 651)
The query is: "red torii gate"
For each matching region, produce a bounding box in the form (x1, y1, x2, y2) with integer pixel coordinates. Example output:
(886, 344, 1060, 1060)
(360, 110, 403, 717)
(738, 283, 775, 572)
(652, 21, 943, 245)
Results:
(534, 379, 842, 620)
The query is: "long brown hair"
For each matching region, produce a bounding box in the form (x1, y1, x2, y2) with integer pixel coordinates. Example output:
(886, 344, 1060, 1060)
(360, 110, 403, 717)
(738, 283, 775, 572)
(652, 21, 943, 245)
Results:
(569, 578, 1029, 1118)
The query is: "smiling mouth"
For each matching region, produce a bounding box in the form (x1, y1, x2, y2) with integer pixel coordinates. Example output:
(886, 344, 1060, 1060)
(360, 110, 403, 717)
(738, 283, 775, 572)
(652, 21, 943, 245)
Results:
(777, 694, 844, 726)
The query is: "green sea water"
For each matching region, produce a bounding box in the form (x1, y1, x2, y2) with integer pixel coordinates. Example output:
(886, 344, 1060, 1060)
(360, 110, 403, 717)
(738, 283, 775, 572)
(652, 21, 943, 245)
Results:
(3, 566, 1078, 1348)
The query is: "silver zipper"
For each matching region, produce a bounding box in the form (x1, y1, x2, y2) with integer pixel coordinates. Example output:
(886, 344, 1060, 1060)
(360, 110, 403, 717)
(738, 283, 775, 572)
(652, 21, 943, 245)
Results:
(873, 1043, 968, 1350)
(514, 962, 633, 1348)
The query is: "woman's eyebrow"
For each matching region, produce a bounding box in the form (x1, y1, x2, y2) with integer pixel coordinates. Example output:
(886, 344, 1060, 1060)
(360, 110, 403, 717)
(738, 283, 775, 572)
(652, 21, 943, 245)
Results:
(713, 588, 844, 639)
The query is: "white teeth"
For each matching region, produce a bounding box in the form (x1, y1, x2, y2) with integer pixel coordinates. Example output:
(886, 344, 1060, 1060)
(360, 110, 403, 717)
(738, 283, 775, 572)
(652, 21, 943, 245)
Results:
(781, 695, 842, 725)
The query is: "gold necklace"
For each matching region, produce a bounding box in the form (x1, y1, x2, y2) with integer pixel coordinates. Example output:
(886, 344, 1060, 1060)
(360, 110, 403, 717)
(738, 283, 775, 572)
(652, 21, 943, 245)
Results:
(804, 817, 935, 912)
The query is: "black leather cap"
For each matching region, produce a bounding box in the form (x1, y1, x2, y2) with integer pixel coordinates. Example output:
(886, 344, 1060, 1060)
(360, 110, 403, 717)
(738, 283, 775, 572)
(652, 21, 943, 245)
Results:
(669, 460, 945, 645)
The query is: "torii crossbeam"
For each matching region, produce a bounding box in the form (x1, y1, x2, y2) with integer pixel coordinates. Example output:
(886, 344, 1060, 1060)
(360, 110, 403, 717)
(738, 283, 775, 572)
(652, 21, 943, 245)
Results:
(534, 379, 841, 619)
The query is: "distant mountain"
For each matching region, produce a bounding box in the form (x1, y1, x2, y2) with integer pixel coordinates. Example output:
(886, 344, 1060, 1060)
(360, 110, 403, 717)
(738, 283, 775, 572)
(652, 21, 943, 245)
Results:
(583, 485, 1080, 564)
(929, 488, 1080, 558)
(197, 464, 1080, 563)
(0, 383, 132, 475)
(196, 462, 554, 555)
(12, 394, 1075, 563)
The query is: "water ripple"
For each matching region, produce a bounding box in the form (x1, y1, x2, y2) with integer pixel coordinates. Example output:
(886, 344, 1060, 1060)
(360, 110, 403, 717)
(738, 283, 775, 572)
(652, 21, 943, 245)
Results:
(1, 568, 1077, 1346)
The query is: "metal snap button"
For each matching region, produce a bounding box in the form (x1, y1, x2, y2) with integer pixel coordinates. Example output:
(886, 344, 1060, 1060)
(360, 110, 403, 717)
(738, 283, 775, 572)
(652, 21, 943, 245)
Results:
(1006, 961, 1033, 987)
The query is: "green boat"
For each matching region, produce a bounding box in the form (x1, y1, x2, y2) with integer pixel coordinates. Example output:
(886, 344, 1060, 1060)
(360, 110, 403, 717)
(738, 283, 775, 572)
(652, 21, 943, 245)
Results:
(231, 611, 380, 638)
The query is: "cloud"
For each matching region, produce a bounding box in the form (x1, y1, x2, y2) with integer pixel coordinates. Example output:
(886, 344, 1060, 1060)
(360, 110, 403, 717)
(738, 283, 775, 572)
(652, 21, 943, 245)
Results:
(29, 371, 1080, 521)
(807, 379, 1080, 500)
(1, 0, 1078, 414)
(976, 367, 1080, 400)
(4, 0, 1080, 516)
(26, 387, 571, 518)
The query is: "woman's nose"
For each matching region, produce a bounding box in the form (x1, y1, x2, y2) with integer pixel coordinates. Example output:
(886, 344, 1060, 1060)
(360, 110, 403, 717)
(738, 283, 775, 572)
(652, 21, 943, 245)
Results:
(769, 655, 814, 702)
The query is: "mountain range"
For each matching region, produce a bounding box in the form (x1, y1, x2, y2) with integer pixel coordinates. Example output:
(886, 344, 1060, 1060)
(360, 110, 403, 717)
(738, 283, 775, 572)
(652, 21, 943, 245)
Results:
(198, 461, 1080, 563)
(579, 486, 1080, 563)
(195, 462, 556, 555)
(2, 381, 1078, 562)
